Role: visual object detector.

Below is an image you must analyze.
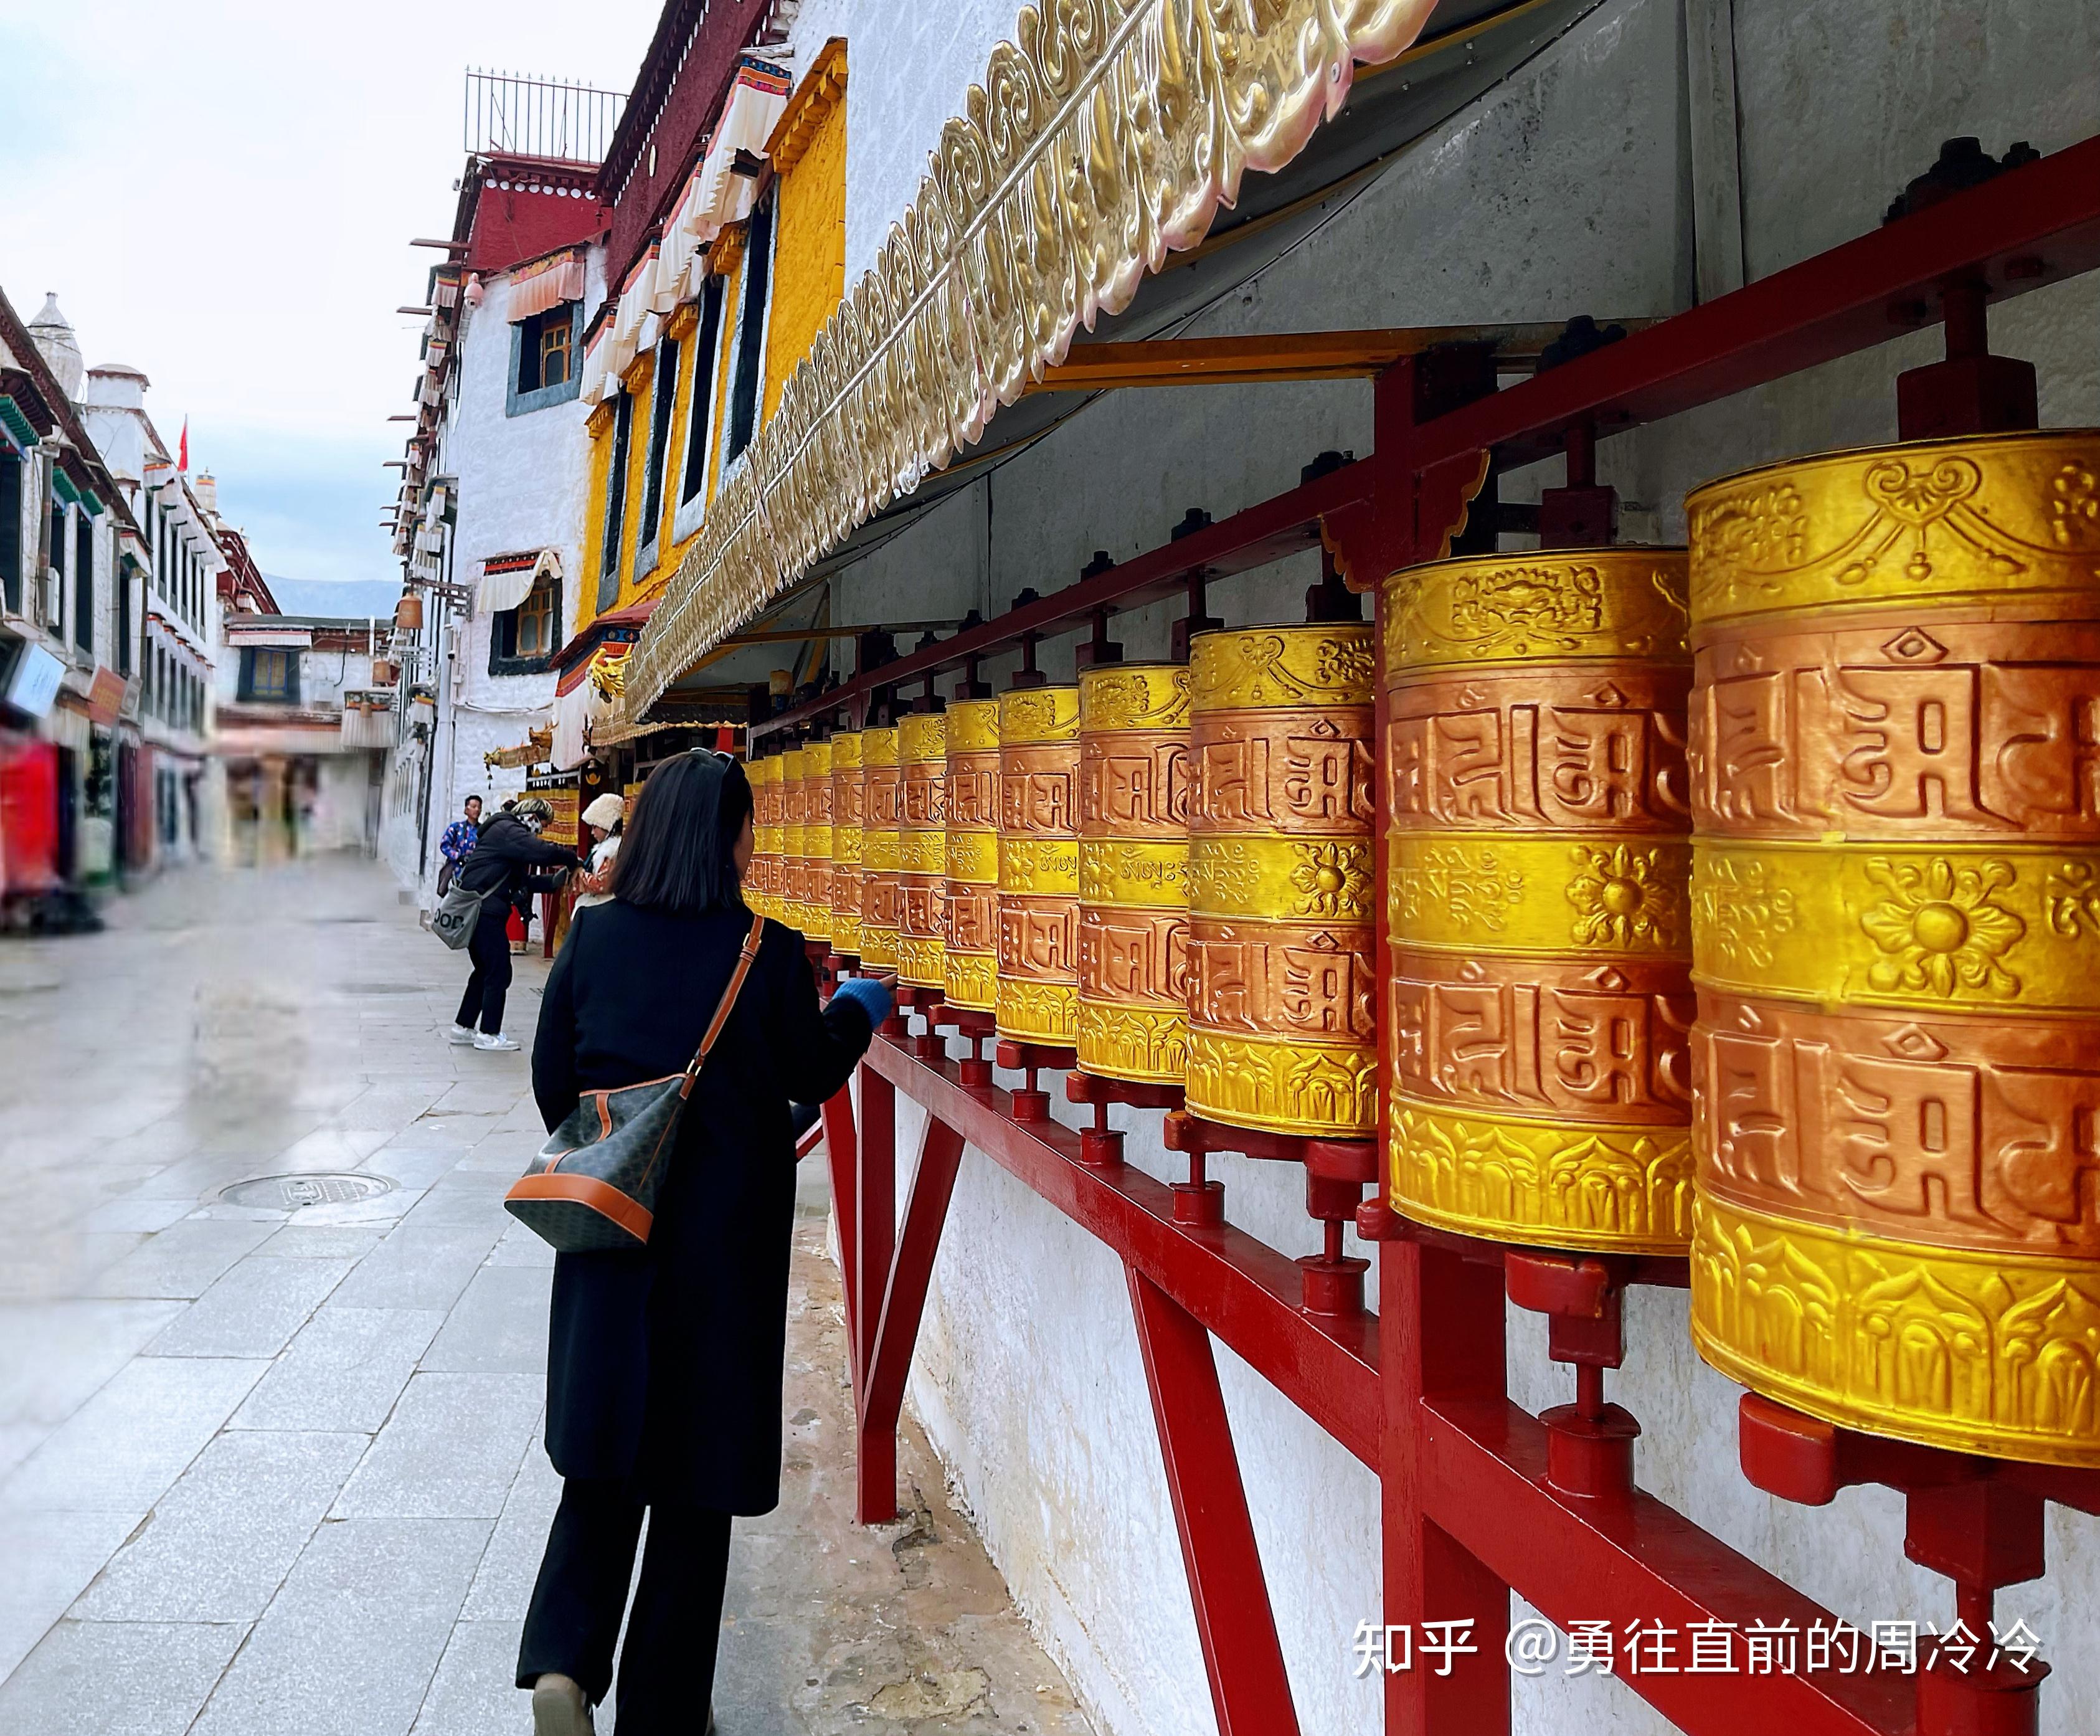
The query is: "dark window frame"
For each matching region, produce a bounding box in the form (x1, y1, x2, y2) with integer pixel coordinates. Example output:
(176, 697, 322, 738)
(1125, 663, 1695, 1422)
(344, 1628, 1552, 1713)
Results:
(595, 390, 633, 614)
(0, 450, 20, 614)
(507, 302, 586, 417)
(633, 333, 681, 577)
(73, 512, 93, 654)
(722, 189, 777, 469)
(488, 566, 562, 676)
(678, 275, 726, 510)
(238, 646, 299, 704)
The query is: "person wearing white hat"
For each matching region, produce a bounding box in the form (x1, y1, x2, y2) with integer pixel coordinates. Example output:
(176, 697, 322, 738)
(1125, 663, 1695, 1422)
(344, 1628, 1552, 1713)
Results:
(571, 793, 628, 911)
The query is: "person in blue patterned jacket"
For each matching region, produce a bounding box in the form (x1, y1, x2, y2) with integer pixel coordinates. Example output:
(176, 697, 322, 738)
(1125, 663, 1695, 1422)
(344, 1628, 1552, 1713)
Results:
(436, 794, 482, 895)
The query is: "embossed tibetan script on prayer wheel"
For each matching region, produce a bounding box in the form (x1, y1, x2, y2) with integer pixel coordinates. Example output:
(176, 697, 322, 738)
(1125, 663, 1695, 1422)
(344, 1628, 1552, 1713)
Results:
(1078, 665, 1192, 1084)
(1686, 429, 2100, 1467)
(996, 685, 1082, 1045)
(897, 712, 948, 990)
(945, 700, 1001, 1012)
(1381, 549, 1697, 1251)
(1186, 625, 1376, 1134)
(749, 753, 782, 921)
(829, 731, 864, 957)
(780, 747, 809, 931)
(800, 737, 833, 945)
(859, 726, 902, 970)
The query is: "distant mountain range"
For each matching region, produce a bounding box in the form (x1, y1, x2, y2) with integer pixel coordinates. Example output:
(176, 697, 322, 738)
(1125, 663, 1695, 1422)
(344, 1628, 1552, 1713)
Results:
(261, 576, 402, 622)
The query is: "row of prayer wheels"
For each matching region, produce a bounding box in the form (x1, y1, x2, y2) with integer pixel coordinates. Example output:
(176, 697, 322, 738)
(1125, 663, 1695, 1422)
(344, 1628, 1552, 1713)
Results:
(745, 624, 1378, 1139)
(745, 423, 2100, 1469)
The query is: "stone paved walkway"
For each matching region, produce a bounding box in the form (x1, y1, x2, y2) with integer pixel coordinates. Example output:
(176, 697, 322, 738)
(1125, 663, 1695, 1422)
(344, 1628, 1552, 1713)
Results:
(0, 856, 1091, 1736)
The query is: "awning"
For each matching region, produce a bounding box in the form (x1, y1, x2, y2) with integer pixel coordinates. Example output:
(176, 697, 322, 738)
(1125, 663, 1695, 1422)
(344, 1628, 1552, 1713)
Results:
(510, 250, 588, 323)
(224, 625, 315, 648)
(623, 0, 1440, 711)
(660, 55, 792, 303)
(476, 548, 559, 615)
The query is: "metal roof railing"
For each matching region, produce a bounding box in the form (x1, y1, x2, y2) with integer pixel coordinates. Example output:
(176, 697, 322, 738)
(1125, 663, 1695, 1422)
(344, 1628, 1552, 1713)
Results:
(463, 70, 626, 166)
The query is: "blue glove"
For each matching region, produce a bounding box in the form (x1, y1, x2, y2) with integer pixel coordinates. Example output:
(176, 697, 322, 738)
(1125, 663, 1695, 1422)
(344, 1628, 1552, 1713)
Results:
(830, 975, 893, 1029)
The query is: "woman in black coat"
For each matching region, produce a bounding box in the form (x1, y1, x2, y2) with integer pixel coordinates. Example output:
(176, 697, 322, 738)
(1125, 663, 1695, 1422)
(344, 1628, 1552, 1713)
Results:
(516, 751, 887, 1736)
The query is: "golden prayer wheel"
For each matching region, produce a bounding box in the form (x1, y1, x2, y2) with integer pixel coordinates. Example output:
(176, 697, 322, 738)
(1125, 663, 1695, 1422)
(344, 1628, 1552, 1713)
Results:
(829, 731, 864, 957)
(859, 726, 902, 970)
(1188, 625, 1377, 1136)
(801, 737, 833, 944)
(996, 685, 1082, 1044)
(1685, 429, 2100, 1466)
(944, 699, 1001, 1012)
(749, 753, 782, 921)
(1381, 552, 1696, 1245)
(897, 712, 948, 990)
(1078, 664, 1191, 1083)
(780, 747, 807, 931)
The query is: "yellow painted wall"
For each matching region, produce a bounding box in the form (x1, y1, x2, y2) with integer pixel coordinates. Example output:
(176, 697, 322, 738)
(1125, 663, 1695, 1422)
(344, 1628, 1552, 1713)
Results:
(579, 401, 616, 636)
(763, 55, 848, 425)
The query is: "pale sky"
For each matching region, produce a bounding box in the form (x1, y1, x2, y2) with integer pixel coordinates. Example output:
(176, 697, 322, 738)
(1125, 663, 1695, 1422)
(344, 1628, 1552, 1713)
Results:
(0, 1, 658, 585)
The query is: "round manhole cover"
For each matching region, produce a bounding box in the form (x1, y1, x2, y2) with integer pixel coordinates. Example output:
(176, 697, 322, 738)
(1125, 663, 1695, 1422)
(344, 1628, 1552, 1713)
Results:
(220, 1172, 399, 1210)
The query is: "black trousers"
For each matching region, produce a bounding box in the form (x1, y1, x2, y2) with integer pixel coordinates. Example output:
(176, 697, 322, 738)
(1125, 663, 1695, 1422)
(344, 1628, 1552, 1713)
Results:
(516, 1477, 732, 1729)
(454, 908, 514, 1034)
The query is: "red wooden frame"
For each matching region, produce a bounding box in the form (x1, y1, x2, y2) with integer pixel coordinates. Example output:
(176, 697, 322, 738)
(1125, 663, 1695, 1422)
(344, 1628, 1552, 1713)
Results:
(808, 139, 2100, 1736)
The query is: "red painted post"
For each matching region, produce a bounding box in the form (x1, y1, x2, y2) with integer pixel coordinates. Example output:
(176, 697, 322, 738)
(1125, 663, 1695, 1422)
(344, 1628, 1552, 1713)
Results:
(856, 1058, 898, 1522)
(862, 1116, 968, 1440)
(821, 1083, 860, 1342)
(1127, 1265, 1302, 1736)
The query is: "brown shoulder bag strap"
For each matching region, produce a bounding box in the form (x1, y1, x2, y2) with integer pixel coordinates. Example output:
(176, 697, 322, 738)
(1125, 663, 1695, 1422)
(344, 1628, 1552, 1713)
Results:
(679, 913, 769, 1098)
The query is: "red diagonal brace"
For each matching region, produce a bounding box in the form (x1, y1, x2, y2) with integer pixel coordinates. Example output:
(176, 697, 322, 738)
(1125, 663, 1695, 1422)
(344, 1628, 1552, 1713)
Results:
(862, 1115, 968, 1453)
(1127, 1266, 1302, 1736)
(854, 1068, 897, 1419)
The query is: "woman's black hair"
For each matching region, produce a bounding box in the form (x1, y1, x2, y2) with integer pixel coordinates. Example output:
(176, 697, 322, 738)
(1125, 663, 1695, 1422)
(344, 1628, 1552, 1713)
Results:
(610, 752, 751, 916)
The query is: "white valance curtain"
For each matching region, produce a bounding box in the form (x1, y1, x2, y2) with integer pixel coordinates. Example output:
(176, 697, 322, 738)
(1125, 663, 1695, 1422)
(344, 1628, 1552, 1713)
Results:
(509, 252, 588, 323)
(476, 548, 560, 616)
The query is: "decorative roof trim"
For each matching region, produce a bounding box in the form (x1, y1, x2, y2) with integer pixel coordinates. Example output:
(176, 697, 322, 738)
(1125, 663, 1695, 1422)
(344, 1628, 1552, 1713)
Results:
(624, 0, 1438, 715)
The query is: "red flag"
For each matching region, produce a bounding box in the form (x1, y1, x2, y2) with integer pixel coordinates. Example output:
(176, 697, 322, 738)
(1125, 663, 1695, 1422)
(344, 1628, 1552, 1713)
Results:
(177, 419, 189, 472)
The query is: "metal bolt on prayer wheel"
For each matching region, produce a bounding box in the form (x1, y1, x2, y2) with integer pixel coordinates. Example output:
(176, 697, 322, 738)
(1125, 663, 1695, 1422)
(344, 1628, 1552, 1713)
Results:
(859, 726, 902, 970)
(1380, 549, 1697, 1250)
(749, 752, 782, 921)
(897, 711, 948, 992)
(1077, 664, 1192, 1084)
(944, 698, 1001, 1012)
(801, 737, 833, 946)
(829, 730, 865, 957)
(1186, 624, 1377, 1136)
(996, 685, 1082, 1045)
(1686, 427, 2100, 1466)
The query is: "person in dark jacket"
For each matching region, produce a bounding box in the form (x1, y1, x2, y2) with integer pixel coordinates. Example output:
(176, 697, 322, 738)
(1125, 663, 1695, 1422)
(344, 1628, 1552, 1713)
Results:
(517, 751, 889, 1736)
(448, 798, 579, 1052)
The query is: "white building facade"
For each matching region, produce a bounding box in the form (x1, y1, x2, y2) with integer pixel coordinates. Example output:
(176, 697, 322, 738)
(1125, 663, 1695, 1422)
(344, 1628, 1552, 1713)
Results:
(379, 135, 612, 901)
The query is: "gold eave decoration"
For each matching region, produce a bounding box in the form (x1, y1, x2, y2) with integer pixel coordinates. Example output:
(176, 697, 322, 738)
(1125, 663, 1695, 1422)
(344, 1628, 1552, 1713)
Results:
(625, 0, 1439, 712)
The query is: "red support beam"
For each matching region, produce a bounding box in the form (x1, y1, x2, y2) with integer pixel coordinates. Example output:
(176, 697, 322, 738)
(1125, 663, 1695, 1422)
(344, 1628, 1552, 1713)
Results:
(854, 1067, 898, 1523)
(861, 1035, 1381, 1467)
(1128, 1266, 1303, 1736)
(821, 1084, 861, 1342)
(861, 1115, 967, 1441)
(1421, 1393, 1914, 1735)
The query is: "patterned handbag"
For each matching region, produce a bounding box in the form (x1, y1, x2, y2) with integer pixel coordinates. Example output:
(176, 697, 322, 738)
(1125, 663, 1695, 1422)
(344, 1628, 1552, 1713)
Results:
(504, 912, 766, 1252)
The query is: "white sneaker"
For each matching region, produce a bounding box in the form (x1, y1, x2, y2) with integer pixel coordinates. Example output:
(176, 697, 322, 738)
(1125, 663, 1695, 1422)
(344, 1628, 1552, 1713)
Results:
(445, 1023, 476, 1045)
(472, 1031, 520, 1052)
